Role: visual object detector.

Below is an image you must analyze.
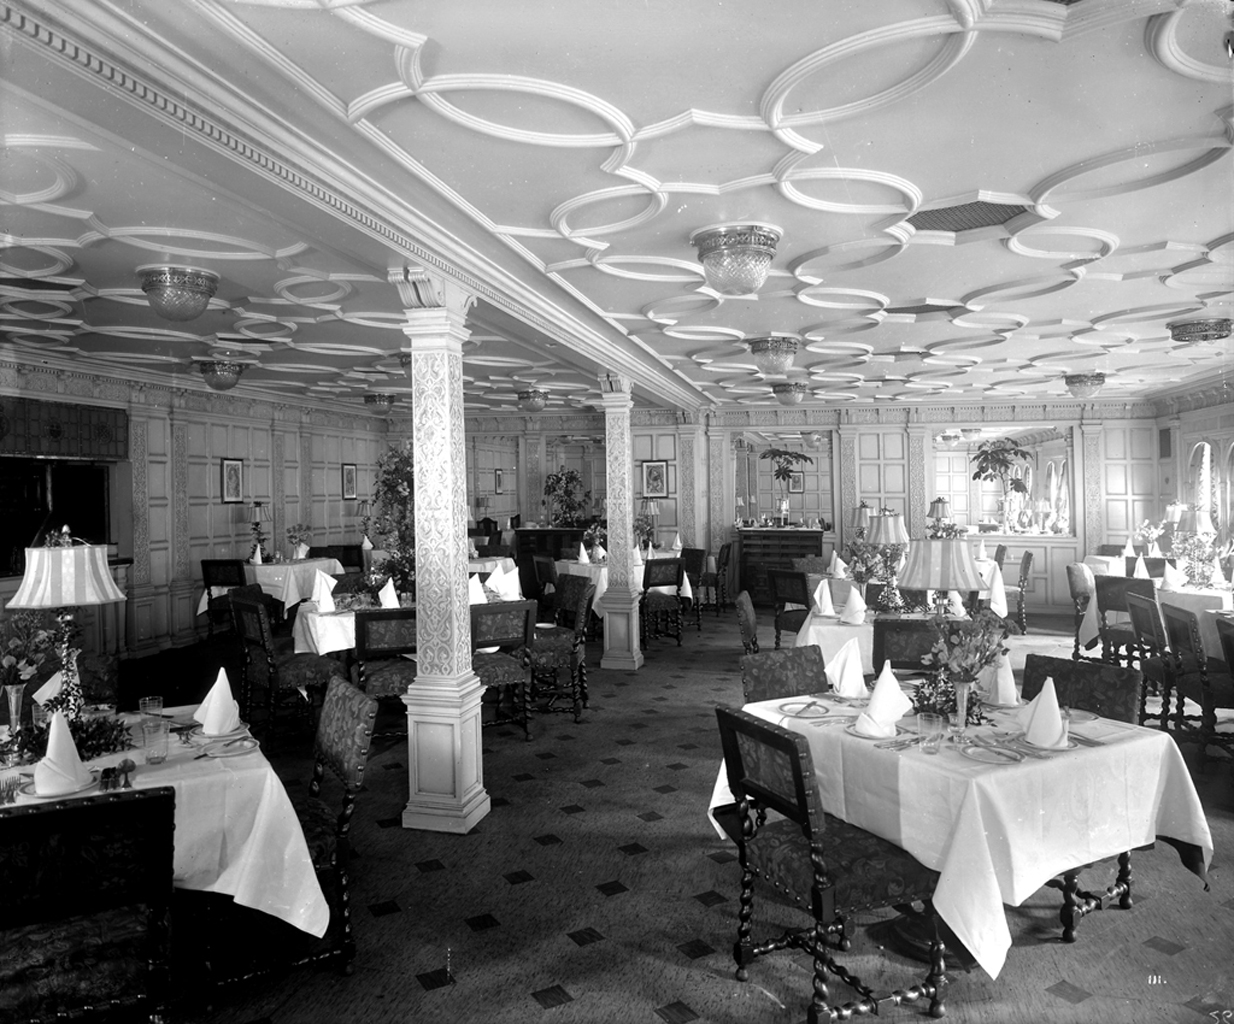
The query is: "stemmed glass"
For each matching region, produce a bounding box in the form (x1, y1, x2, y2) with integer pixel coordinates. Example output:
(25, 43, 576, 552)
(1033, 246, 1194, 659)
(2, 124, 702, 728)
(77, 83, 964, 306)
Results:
(950, 676, 974, 743)
(4, 683, 24, 734)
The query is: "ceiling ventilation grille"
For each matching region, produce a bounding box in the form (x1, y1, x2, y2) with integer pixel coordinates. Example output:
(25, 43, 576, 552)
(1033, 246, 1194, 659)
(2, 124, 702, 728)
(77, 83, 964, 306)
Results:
(907, 202, 1031, 233)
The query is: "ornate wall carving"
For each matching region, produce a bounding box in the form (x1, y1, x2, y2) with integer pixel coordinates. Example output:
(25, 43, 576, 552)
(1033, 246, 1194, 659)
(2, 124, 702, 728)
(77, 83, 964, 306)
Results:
(907, 429, 927, 536)
(601, 387, 634, 593)
(272, 428, 286, 553)
(130, 418, 149, 586)
(838, 432, 857, 548)
(679, 431, 696, 546)
(708, 434, 727, 553)
(171, 418, 189, 579)
(1083, 426, 1103, 546)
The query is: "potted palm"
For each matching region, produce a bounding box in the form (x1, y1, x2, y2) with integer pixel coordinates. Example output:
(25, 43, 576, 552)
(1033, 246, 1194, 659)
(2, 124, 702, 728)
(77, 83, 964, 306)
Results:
(759, 448, 814, 525)
(970, 439, 1032, 531)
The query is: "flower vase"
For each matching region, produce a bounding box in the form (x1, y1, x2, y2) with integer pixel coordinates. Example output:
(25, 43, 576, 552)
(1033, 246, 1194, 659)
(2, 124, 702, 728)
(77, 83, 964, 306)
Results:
(949, 673, 976, 743)
(4, 682, 24, 732)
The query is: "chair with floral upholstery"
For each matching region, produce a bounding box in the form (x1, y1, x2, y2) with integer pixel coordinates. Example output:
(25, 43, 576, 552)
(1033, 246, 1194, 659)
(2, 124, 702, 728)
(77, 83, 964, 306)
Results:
(0, 787, 174, 1024)
(872, 617, 940, 674)
(735, 590, 759, 655)
(767, 569, 812, 649)
(1162, 605, 1234, 769)
(472, 598, 537, 740)
(231, 593, 337, 736)
(740, 646, 826, 704)
(699, 541, 733, 615)
(1022, 653, 1143, 942)
(1094, 575, 1154, 667)
(528, 574, 595, 722)
(1125, 592, 1179, 728)
(712, 707, 949, 1021)
(1065, 562, 1096, 661)
(640, 557, 685, 646)
(353, 608, 417, 735)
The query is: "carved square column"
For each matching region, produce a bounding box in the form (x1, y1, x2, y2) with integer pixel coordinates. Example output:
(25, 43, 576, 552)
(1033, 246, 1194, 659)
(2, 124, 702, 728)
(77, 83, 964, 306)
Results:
(597, 376, 643, 671)
(396, 270, 489, 834)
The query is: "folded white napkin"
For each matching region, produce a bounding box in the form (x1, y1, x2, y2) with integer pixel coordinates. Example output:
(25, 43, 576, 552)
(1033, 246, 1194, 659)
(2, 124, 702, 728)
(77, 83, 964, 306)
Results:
(361, 536, 374, 551)
(1149, 542, 1163, 558)
(469, 542, 479, 558)
(468, 574, 488, 605)
(1211, 555, 1226, 586)
(1160, 561, 1187, 590)
(34, 711, 94, 796)
(947, 590, 968, 618)
(978, 539, 989, 561)
(706, 555, 718, 574)
(672, 532, 683, 551)
(488, 563, 523, 601)
(825, 637, 867, 698)
(312, 569, 337, 613)
(251, 547, 263, 565)
(1133, 555, 1150, 579)
(813, 577, 835, 616)
(632, 546, 644, 567)
(827, 550, 838, 574)
(1122, 537, 1136, 557)
(833, 555, 848, 579)
(839, 587, 866, 626)
(594, 544, 607, 561)
(987, 564, 1008, 618)
(578, 544, 590, 564)
(378, 578, 399, 609)
(33, 670, 64, 706)
(854, 665, 913, 737)
(295, 542, 310, 560)
(193, 669, 242, 736)
(988, 651, 1019, 705)
(1017, 676, 1067, 748)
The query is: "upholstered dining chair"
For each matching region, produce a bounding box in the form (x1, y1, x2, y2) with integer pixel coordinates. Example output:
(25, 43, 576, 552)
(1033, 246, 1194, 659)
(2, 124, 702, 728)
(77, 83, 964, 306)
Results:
(1001, 551, 1034, 633)
(790, 555, 831, 575)
(993, 544, 1008, 571)
(698, 541, 732, 616)
(872, 617, 940, 674)
(1021, 654, 1143, 942)
(735, 590, 759, 655)
(712, 707, 949, 1022)
(740, 646, 826, 704)
(0, 787, 175, 1024)
(767, 568, 812, 649)
(1161, 605, 1234, 770)
(353, 608, 417, 735)
(1094, 575, 1155, 667)
(528, 574, 596, 722)
(202, 558, 277, 636)
(1124, 592, 1180, 729)
(471, 598, 537, 740)
(1065, 562, 1096, 661)
(232, 593, 337, 736)
(531, 554, 559, 619)
(640, 557, 685, 646)
(680, 547, 707, 631)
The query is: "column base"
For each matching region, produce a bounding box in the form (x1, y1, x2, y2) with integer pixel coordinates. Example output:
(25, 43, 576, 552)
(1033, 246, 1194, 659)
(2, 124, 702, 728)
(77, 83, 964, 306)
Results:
(598, 586, 643, 671)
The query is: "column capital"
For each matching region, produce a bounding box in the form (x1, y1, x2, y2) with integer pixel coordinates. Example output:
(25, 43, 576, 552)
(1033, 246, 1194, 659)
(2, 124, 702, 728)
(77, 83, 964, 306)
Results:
(597, 388, 633, 413)
(598, 372, 633, 396)
(391, 267, 476, 346)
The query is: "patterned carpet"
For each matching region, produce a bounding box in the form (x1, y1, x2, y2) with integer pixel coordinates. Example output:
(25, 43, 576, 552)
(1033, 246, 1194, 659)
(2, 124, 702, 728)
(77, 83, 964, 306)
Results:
(125, 609, 1233, 1024)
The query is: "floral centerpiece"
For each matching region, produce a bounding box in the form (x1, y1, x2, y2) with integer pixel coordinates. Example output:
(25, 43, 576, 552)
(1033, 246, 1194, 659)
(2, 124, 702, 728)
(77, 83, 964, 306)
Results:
(911, 609, 1010, 725)
(2, 610, 55, 694)
(582, 523, 607, 556)
(1172, 531, 1217, 588)
(286, 523, 312, 559)
(371, 441, 416, 595)
(1135, 519, 1165, 550)
(632, 512, 656, 549)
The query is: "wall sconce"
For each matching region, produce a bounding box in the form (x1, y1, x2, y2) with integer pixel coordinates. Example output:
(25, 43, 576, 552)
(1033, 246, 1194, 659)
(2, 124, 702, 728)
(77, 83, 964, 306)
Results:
(689, 222, 782, 295)
(139, 265, 219, 321)
(803, 430, 825, 451)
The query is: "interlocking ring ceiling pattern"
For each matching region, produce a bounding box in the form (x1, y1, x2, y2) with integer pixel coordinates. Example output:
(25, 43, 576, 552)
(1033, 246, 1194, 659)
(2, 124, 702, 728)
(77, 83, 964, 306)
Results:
(1, 0, 1231, 414)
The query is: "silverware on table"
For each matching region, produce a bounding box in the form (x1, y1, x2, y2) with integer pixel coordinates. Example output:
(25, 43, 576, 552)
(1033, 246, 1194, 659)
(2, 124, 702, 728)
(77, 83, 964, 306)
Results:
(0, 775, 19, 804)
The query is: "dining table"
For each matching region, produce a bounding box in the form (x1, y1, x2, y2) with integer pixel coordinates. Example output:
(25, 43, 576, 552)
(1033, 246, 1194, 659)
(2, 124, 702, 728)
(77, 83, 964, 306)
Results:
(196, 556, 346, 616)
(3, 707, 329, 937)
(555, 551, 694, 607)
(1077, 580, 1233, 661)
(709, 695, 1212, 980)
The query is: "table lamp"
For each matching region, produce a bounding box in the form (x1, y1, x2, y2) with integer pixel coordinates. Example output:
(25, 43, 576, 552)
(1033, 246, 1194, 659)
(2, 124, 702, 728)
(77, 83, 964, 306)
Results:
(898, 537, 988, 617)
(6, 528, 127, 720)
(852, 501, 871, 538)
(927, 497, 951, 537)
(248, 501, 272, 562)
(866, 512, 911, 610)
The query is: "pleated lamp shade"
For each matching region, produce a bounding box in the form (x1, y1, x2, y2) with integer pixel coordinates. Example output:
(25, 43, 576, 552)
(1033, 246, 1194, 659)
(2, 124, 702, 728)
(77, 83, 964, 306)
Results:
(6, 544, 127, 609)
(898, 538, 988, 593)
(867, 513, 910, 546)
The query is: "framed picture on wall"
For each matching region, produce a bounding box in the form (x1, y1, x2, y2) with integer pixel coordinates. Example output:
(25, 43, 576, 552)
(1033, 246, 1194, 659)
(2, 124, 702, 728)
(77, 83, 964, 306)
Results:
(788, 471, 805, 493)
(494, 469, 504, 494)
(642, 460, 668, 498)
(341, 463, 358, 500)
(220, 459, 243, 504)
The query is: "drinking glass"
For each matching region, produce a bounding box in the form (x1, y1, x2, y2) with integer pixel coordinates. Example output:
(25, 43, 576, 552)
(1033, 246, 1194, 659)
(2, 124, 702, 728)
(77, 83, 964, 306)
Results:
(142, 718, 169, 764)
(139, 696, 164, 719)
(31, 703, 50, 729)
(950, 679, 974, 743)
(917, 713, 946, 755)
(4, 683, 25, 732)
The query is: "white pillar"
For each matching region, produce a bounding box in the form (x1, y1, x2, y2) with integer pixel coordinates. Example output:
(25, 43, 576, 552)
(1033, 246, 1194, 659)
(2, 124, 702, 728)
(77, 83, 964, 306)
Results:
(597, 375, 643, 671)
(394, 268, 489, 834)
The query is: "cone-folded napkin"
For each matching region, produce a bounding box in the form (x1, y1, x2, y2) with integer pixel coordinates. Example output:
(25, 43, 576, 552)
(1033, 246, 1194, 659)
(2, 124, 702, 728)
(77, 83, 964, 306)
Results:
(251, 546, 262, 565)
(977, 539, 989, 561)
(812, 578, 835, 616)
(631, 546, 644, 567)
(824, 637, 867, 698)
(1161, 561, 1187, 591)
(467, 574, 488, 605)
(378, 578, 399, 609)
(360, 536, 374, 551)
(1133, 555, 1151, 579)
(34, 711, 94, 796)
(838, 587, 866, 625)
(193, 669, 242, 737)
(1122, 537, 1137, 557)
(594, 544, 607, 562)
(987, 564, 1008, 618)
(312, 569, 337, 613)
(577, 544, 590, 564)
(833, 555, 848, 579)
(488, 563, 522, 601)
(1016, 677, 1068, 748)
(853, 665, 912, 737)
(672, 533, 683, 551)
(987, 651, 1019, 705)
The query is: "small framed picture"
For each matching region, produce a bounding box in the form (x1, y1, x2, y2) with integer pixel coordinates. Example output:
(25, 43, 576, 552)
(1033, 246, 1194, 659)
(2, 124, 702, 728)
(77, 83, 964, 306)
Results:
(642, 460, 668, 498)
(494, 469, 504, 494)
(220, 459, 243, 504)
(788, 471, 805, 493)
(341, 463, 358, 500)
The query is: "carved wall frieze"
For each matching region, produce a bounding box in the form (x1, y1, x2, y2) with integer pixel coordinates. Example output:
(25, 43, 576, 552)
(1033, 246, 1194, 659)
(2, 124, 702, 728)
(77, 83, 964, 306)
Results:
(130, 418, 150, 586)
(171, 420, 189, 579)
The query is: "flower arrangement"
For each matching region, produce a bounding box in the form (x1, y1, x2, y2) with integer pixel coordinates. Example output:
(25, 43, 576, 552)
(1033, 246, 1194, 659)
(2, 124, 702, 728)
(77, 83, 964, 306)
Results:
(1, 610, 55, 690)
(1135, 519, 1165, 547)
(582, 523, 607, 550)
(4, 714, 133, 765)
(1172, 531, 1217, 588)
(910, 673, 985, 725)
(920, 608, 1010, 682)
(632, 513, 656, 548)
(286, 523, 312, 547)
(927, 521, 966, 540)
(371, 441, 416, 594)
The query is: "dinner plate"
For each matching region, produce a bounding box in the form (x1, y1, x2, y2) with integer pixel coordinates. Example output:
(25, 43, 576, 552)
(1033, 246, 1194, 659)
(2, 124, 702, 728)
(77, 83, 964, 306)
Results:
(844, 723, 904, 740)
(1005, 731, 1078, 751)
(960, 744, 1024, 764)
(827, 694, 869, 706)
(189, 724, 250, 742)
(202, 737, 261, 758)
(19, 775, 100, 799)
(982, 700, 1024, 710)
(777, 699, 829, 719)
(1065, 709, 1098, 724)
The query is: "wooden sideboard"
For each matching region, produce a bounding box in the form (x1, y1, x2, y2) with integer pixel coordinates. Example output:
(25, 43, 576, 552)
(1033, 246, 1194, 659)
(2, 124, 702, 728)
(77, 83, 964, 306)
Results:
(737, 529, 829, 606)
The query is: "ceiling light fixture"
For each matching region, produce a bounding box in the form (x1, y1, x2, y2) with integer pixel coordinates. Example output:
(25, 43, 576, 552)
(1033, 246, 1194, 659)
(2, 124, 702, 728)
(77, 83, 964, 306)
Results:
(746, 334, 799, 376)
(803, 431, 824, 450)
(399, 352, 412, 377)
(1167, 317, 1231, 344)
(689, 222, 782, 296)
(138, 265, 219, 321)
(364, 393, 396, 410)
(772, 382, 808, 406)
(1064, 372, 1105, 399)
(517, 389, 548, 413)
(199, 360, 247, 392)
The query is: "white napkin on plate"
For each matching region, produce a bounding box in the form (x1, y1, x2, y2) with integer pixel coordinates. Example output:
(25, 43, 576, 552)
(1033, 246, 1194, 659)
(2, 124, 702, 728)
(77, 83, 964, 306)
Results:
(594, 544, 607, 561)
(672, 532, 683, 551)
(854, 665, 912, 737)
(838, 587, 866, 626)
(987, 564, 1008, 618)
(1211, 555, 1226, 586)
(193, 669, 242, 736)
(378, 578, 399, 609)
(977, 539, 989, 561)
(1161, 561, 1187, 591)
(827, 550, 838, 574)
(251, 547, 262, 565)
(833, 555, 848, 579)
(468, 574, 488, 605)
(1017, 676, 1067, 748)
(1133, 555, 1150, 579)
(813, 578, 835, 616)
(361, 536, 374, 551)
(488, 564, 522, 601)
(295, 542, 311, 560)
(34, 711, 94, 796)
(987, 651, 1018, 705)
(578, 544, 590, 564)
(825, 637, 867, 698)
(1122, 537, 1136, 557)
(312, 569, 337, 613)
(631, 546, 643, 567)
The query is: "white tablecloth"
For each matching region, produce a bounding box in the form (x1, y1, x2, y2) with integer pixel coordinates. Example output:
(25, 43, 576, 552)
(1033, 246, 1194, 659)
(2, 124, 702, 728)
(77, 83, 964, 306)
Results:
(249, 558, 344, 611)
(5, 709, 329, 936)
(1084, 554, 1126, 577)
(794, 617, 875, 674)
(1077, 582, 1231, 659)
(710, 700, 1212, 980)
(556, 555, 694, 607)
(469, 556, 517, 577)
(294, 603, 358, 656)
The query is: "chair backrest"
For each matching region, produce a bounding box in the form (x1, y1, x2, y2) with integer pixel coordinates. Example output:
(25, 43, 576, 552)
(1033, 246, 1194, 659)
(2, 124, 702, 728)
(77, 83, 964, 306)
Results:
(471, 598, 537, 651)
(791, 555, 830, 574)
(510, 514, 521, 529)
(336, 544, 364, 571)
(1161, 603, 1206, 662)
(478, 516, 498, 536)
(1021, 653, 1142, 723)
(355, 608, 417, 665)
(0, 787, 175, 1021)
(1125, 591, 1168, 655)
(872, 617, 939, 672)
(533, 554, 559, 590)
(740, 646, 826, 703)
(307, 545, 335, 560)
(715, 706, 820, 834)
(1216, 617, 1234, 669)
(231, 592, 276, 656)
(311, 676, 377, 853)
(642, 557, 684, 592)
(202, 558, 247, 588)
(1065, 562, 1095, 607)
(1016, 551, 1034, 586)
(993, 544, 1008, 570)
(767, 568, 811, 609)
(553, 574, 595, 635)
(681, 547, 707, 579)
(716, 541, 733, 572)
(735, 590, 758, 650)
(1095, 544, 1125, 556)
(1094, 575, 1155, 619)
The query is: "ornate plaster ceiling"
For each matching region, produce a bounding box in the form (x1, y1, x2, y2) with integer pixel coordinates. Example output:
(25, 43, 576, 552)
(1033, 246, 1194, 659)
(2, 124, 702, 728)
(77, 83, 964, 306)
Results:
(1, 0, 1231, 416)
